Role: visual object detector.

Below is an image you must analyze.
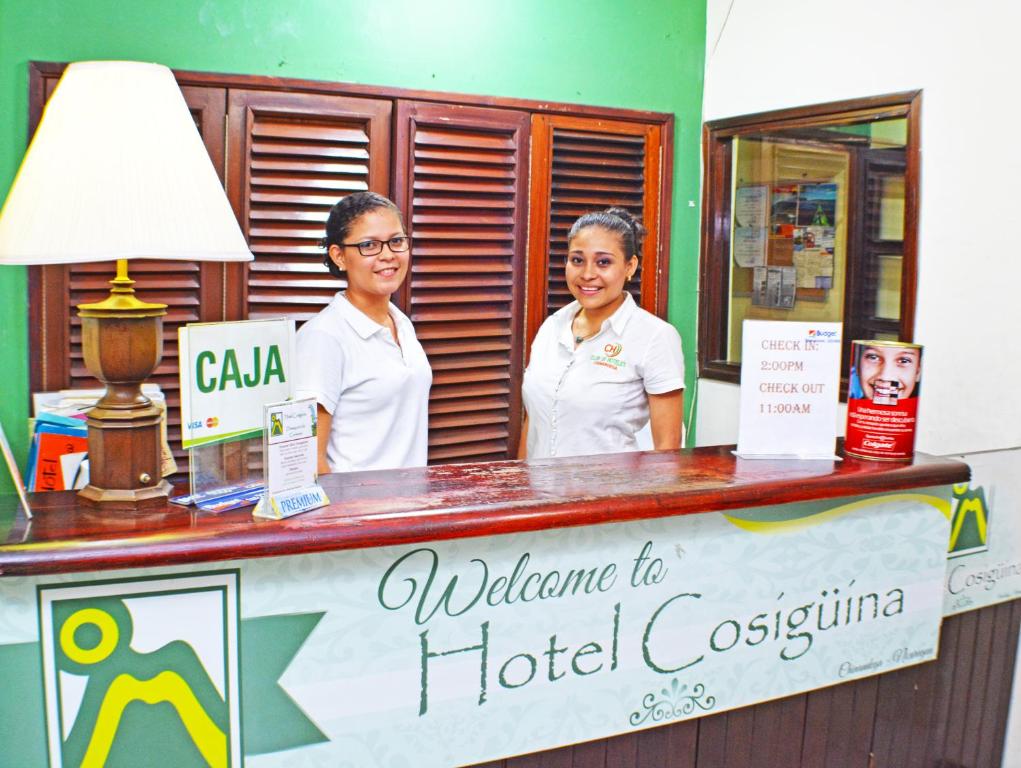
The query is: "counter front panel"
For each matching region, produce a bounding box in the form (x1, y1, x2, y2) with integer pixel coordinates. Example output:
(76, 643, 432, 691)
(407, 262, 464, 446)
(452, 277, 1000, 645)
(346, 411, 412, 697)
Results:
(0, 448, 968, 767)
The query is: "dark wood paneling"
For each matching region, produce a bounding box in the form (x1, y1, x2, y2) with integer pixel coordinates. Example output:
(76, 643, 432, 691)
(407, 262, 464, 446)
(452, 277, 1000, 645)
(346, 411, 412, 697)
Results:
(801, 675, 878, 767)
(393, 100, 529, 465)
(226, 88, 392, 323)
(525, 115, 665, 356)
(570, 738, 606, 767)
(697, 128, 736, 384)
(29, 61, 674, 126)
(545, 127, 652, 316)
(704, 92, 916, 134)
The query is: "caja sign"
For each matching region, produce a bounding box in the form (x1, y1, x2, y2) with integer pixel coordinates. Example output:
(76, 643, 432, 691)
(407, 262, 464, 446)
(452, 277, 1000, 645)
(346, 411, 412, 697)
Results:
(178, 319, 295, 449)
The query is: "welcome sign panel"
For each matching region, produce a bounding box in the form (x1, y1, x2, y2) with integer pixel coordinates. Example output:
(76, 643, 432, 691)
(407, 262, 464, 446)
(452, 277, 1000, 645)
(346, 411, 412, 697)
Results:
(0, 490, 951, 767)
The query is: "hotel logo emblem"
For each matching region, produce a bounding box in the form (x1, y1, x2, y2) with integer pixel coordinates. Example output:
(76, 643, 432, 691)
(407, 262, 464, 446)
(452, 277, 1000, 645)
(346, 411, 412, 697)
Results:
(948, 482, 990, 557)
(38, 572, 241, 767)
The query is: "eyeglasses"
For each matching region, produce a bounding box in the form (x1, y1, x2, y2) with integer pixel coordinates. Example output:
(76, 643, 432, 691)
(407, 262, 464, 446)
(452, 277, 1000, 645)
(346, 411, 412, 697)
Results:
(340, 235, 411, 257)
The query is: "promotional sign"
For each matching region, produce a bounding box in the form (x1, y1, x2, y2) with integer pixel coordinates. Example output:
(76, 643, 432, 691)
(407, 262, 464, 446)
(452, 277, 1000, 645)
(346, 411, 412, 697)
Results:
(845, 340, 923, 461)
(736, 320, 843, 458)
(943, 447, 1021, 616)
(253, 398, 328, 520)
(178, 319, 295, 449)
(0, 490, 951, 767)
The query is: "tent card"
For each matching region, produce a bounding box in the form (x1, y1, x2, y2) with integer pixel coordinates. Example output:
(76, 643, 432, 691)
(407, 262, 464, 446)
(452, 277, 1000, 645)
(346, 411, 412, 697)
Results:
(736, 320, 842, 459)
(178, 318, 295, 449)
(254, 398, 328, 519)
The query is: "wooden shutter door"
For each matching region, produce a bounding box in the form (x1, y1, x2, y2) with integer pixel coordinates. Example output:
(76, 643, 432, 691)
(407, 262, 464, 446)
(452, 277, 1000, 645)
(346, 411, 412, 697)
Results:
(28, 77, 229, 477)
(526, 115, 665, 346)
(226, 90, 391, 324)
(393, 101, 529, 464)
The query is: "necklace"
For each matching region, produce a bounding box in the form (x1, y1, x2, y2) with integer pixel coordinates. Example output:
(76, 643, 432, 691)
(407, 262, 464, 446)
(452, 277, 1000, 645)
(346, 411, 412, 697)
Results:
(572, 315, 598, 345)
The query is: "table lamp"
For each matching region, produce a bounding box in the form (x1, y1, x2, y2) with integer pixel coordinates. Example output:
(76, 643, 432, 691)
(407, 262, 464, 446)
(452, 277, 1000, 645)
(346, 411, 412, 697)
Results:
(0, 61, 253, 511)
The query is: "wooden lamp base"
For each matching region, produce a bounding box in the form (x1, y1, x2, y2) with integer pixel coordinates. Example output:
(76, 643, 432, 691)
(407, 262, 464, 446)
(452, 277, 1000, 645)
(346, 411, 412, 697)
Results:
(76, 260, 173, 512)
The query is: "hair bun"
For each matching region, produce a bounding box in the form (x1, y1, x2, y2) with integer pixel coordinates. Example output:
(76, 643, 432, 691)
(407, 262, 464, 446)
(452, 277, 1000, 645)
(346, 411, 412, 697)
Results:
(605, 207, 645, 238)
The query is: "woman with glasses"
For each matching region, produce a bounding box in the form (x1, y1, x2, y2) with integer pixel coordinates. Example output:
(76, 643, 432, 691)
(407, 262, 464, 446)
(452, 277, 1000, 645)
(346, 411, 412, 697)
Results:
(295, 192, 432, 473)
(520, 207, 684, 459)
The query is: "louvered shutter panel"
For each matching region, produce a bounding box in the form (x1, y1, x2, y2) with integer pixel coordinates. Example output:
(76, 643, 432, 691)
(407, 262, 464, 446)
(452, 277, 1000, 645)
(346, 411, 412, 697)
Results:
(526, 116, 664, 347)
(394, 101, 529, 464)
(29, 81, 229, 479)
(854, 148, 906, 340)
(226, 90, 391, 323)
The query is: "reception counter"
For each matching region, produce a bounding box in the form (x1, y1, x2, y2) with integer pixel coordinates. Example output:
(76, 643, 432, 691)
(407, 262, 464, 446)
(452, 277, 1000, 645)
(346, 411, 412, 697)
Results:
(2, 447, 1016, 768)
(0, 446, 967, 575)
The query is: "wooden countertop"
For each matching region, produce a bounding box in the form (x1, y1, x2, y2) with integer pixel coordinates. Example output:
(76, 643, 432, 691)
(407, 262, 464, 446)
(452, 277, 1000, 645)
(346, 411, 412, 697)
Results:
(0, 446, 969, 576)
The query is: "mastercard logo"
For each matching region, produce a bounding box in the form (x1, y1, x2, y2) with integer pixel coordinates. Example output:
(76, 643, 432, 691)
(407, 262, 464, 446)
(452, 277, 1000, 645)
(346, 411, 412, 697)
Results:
(604, 343, 623, 357)
(205, 416, 219, 428)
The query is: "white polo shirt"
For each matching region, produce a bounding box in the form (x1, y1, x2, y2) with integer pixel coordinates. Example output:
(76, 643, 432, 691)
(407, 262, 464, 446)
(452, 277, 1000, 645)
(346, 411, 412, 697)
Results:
(295, 292, 432, 472)
(522, 293, 684, 459)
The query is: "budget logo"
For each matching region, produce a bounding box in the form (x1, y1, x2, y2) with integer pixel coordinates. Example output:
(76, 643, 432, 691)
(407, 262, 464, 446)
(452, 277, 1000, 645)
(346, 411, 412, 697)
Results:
(948, 482, 990, 558)
(38, 572, 241, 767)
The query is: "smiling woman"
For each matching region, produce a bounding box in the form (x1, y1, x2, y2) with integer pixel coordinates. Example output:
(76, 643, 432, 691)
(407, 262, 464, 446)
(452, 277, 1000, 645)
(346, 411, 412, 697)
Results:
(520, 208, 685, 459)
(294, 192, 433, 474)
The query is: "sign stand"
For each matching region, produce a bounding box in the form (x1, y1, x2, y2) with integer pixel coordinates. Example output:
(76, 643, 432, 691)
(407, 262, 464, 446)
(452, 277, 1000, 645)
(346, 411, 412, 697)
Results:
(174, 318, 295, 510)
(735, 320, 843, 460)
(253, 397, 328, 519)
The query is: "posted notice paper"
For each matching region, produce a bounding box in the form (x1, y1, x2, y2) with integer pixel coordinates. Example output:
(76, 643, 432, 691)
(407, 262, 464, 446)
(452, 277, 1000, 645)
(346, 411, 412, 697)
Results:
(736, 320, 842, 459)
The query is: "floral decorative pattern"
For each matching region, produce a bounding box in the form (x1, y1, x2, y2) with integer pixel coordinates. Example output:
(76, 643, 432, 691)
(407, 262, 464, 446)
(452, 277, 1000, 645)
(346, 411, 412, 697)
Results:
(628, 678, 717, 726)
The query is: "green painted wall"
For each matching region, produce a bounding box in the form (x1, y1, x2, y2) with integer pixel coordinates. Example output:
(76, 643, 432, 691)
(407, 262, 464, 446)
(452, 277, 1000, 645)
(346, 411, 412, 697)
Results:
(0, 0, 706, 494)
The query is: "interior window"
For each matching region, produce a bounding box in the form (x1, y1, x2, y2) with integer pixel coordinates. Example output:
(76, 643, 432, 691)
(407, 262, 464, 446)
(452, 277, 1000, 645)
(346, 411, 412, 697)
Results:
(699, 93, 919, 390)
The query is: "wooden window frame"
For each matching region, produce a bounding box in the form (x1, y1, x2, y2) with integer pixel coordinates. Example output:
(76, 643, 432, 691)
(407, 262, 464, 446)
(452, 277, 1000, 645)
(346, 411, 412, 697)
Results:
(392, 100, 530, 463)
(25, 61, 674, 464)
(698, 91, 921, 385)
(526, 114, 672, 351)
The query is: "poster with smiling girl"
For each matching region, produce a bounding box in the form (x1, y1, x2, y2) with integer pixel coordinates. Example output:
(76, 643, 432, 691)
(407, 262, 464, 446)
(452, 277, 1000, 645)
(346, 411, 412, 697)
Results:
(845, 340, 923, 460)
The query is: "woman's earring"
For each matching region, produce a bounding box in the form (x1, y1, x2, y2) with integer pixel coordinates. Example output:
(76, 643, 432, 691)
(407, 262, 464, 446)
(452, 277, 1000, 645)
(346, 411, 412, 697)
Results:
(329, 244, 345, 272)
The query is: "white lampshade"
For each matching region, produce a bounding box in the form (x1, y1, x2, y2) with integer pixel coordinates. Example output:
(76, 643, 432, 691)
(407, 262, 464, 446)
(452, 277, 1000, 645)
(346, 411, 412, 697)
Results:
(0, 60, 253, 265)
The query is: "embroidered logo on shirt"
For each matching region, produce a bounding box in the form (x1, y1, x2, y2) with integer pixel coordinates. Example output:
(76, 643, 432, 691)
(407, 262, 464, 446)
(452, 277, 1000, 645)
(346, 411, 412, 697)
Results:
(592, 342, 626, 370)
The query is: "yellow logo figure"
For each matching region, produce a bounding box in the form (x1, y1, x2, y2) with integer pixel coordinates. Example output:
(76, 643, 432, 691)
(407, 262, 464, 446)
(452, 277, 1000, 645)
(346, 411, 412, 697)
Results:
(55, 598, 229, 767)
(270, 411, 284, 437)
(948, 482, 990, 555)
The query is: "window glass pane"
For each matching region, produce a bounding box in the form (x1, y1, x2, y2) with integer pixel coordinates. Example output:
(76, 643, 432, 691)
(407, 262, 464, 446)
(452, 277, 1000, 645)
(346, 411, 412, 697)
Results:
(723, 117, 907, 364)
(876, 254, 902, 320)
(726, 138, 849, 362)
(878, 176, 905, 241)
